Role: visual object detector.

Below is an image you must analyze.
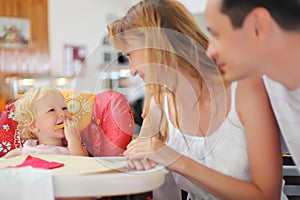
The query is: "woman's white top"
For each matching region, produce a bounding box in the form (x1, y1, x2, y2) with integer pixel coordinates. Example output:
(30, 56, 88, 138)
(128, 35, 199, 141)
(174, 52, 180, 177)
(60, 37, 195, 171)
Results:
(153, 81, 287, 200)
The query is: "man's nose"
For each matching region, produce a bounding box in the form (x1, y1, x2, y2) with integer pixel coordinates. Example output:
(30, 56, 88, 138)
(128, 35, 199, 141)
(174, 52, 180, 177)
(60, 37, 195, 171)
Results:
(206, 42, 217, 59)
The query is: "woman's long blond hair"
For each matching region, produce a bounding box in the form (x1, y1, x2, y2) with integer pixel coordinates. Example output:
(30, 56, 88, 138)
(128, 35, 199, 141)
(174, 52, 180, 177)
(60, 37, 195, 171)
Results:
(108, 0, 217, 141)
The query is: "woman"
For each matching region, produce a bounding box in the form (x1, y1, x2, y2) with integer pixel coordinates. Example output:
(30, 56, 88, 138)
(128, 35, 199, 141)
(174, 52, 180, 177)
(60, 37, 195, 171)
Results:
(108, 0, 285, 199)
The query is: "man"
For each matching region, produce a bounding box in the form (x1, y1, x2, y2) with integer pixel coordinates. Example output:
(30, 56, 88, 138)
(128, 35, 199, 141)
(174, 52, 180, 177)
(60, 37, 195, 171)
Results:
(205, 0, 300, 171)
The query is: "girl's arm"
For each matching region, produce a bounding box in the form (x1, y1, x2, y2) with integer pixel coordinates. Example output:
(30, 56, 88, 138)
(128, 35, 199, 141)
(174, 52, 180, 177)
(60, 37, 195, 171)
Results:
(64, 119, 88, 156)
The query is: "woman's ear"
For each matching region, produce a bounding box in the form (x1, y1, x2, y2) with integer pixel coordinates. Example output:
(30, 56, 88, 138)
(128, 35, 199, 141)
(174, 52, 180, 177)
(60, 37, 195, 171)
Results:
(250, 7, 272, 41)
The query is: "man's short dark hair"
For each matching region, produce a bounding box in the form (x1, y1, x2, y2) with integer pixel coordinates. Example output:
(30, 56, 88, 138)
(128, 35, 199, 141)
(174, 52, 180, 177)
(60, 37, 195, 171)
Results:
(220, 0, 300, 32)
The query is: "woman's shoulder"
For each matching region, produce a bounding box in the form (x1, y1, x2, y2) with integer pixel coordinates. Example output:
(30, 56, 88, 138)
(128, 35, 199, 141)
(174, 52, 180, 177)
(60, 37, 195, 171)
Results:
(235, 77, 267, 102)
(236, 76, 265, 93)
(235, 76, 271, 123)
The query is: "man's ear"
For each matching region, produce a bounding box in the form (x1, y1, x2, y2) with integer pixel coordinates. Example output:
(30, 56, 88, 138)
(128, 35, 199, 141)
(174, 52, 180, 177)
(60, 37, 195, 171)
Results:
(250, 7, 272, 41)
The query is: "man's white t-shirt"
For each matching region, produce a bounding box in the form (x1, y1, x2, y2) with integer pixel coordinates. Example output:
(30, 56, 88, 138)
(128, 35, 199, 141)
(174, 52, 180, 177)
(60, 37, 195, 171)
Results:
(263, 75, 300, 172)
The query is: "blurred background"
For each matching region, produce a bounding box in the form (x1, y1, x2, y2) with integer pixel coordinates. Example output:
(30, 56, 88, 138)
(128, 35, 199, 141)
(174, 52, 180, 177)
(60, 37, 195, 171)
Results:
(0, 0, 208, 132)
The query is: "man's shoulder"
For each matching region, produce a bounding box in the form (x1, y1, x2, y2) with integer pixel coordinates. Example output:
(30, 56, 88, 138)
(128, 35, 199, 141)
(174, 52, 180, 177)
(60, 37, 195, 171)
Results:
(263, 75, 300, 98)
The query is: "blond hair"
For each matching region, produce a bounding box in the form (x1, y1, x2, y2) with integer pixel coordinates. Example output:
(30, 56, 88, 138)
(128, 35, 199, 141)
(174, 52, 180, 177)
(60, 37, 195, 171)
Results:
(108, 0, 216, 141)
(15, 87, 64, 139)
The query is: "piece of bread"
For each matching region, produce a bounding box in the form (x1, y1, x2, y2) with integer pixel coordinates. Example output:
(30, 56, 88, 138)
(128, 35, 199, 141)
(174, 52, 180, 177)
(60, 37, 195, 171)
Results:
(54, 123, 64, 130)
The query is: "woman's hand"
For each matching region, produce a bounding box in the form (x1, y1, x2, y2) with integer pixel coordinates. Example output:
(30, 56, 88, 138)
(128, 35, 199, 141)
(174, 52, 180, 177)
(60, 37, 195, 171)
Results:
(124, 137, 182, 171)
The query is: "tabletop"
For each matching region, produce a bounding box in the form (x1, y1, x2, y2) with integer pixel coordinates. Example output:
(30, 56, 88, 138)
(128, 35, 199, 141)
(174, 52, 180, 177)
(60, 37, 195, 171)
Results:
(54, 157, 167, 198)
(0, 155, 167, 198)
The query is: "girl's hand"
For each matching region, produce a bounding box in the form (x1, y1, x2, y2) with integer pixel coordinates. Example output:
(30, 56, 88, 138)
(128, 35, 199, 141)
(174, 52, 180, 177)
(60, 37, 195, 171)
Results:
(63, 119, 81, 143)
(64, 118, 88, 156)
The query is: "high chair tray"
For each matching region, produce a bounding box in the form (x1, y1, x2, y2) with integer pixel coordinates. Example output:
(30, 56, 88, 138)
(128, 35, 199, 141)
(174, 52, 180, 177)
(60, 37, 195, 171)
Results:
(0, 154, 167, 198)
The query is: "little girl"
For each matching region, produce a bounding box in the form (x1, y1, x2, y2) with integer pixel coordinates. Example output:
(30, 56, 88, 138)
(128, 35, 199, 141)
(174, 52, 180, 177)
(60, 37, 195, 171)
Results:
(3, 87, 88, 158)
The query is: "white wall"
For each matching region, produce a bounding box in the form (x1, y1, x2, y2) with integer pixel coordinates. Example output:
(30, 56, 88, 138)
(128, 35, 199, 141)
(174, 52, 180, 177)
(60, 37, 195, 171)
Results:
(177, 0, 208, 14)
(131, 0, 208, 14)
(48, 0, 132, 75)
(194, 13, 209, 37)
(131, 0, 209, 35)
(48, 0, 208, 76)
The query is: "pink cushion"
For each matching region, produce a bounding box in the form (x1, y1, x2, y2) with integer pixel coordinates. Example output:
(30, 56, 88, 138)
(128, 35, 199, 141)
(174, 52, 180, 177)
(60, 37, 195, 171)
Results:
(80, 90, 134, 156)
